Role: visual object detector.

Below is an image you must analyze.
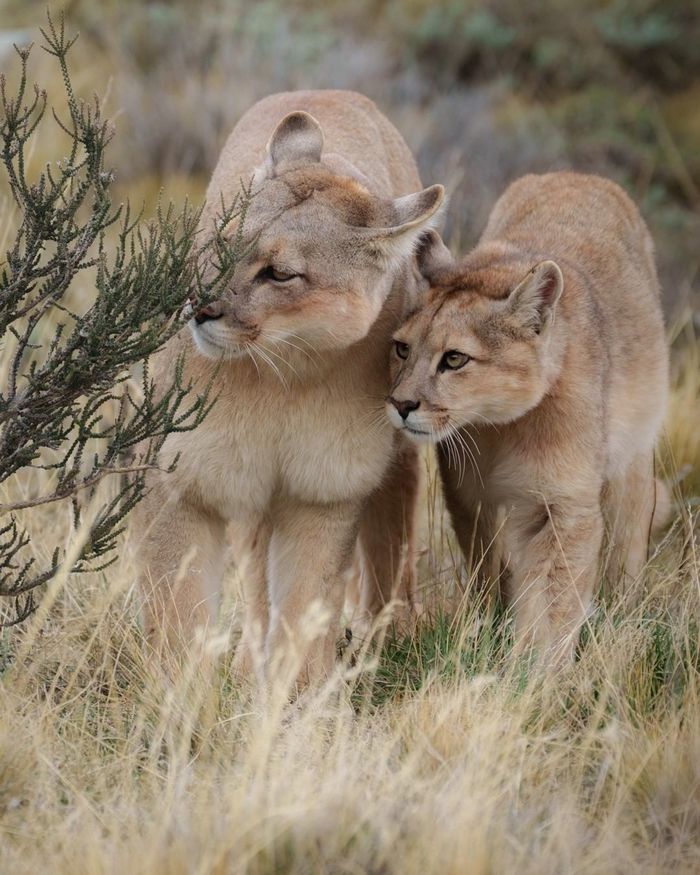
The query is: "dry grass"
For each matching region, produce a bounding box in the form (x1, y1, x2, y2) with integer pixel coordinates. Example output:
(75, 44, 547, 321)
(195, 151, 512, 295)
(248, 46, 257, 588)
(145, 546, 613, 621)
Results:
(0, 335, 697, 874)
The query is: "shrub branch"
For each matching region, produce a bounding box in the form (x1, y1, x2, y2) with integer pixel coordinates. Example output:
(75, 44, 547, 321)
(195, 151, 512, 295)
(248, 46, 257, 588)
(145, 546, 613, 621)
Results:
(0, 13, 246, 625)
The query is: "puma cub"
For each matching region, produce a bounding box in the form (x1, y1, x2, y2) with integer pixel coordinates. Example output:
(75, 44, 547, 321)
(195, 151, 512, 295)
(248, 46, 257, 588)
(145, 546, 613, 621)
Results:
(133, 90, 443, 687)
(386, 172, 668, 661)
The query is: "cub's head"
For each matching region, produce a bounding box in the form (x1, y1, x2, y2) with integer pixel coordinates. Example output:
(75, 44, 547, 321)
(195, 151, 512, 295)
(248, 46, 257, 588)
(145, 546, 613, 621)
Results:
(386, 231, 564, 442)
(189, 111, 443, 361)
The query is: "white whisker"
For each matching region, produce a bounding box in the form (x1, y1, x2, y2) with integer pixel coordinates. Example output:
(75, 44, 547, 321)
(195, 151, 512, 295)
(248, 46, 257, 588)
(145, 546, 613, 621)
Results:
(250, 342, 288, 389)
(264, 331, 322, 370)
(453, 426, 484, 488)
(258, 340, 302, 382)
(244, 343, 261, 380)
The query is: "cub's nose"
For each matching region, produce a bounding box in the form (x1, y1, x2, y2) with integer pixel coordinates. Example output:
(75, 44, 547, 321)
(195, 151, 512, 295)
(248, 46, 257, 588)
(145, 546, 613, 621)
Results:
(194, 303, 224, 324)
(389, 397, 420, 420)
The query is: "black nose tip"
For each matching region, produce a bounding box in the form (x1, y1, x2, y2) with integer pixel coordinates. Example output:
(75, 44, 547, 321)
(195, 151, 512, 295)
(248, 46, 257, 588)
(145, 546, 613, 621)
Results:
(389, 397, 420, 420)
(194, 304, 224, 325)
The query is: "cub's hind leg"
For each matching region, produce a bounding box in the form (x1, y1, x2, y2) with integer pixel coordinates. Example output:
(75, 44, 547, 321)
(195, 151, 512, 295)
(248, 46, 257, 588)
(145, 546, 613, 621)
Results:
(602, 451, 660, 590)
(357, 438, 420, 628)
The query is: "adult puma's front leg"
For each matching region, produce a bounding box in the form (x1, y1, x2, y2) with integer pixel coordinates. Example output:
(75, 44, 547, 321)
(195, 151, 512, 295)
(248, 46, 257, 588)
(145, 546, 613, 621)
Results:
(266, 499, 360, 690)
(231, 517, 272, 679)
(135, 484, 226, 664)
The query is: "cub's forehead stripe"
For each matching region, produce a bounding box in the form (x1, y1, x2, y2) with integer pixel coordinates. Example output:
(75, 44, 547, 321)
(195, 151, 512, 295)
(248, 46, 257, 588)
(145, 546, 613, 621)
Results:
(419, 296, 449, 345)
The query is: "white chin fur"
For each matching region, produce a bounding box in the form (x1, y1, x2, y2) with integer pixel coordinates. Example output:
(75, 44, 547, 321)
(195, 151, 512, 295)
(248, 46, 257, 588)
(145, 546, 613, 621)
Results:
(385, 404, 439, 443)
(188, 321, 245, 360)
(401, 427, 437, 444)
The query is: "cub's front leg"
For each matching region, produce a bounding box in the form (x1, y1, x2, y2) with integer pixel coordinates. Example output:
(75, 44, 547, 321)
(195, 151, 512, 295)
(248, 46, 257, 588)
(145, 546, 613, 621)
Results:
(505, 496, 604, 664)
(438, 444, 501, 600)
(358, 437, 420, 627)
(266, 498, 360, 690)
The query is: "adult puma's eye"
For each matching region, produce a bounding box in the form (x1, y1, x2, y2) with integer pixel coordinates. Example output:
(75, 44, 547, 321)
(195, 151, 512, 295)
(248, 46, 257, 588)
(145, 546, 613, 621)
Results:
(258, 265, 298, 283)
(394, 341, 409, 360)
(440, 350, 471, 371)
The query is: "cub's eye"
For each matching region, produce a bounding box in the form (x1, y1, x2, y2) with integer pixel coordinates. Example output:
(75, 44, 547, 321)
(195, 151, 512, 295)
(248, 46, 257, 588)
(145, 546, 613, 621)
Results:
(440, 350, 471, 371)
(394, 341, 409, 360)
(257, 265, 298, 283)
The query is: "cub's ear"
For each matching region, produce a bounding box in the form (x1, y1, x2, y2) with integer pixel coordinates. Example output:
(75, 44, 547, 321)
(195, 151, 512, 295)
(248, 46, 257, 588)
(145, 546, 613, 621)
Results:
(364, 184, 445, 264)
(508, 260, 563, 334)
(266, 111, 324, 174)
(416, 229, 455, 283)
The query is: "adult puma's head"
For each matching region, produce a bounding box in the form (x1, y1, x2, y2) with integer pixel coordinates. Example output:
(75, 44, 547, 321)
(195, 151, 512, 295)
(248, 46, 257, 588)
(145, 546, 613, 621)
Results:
(189, 111, 444, 361)
(386, 231, 564, 442)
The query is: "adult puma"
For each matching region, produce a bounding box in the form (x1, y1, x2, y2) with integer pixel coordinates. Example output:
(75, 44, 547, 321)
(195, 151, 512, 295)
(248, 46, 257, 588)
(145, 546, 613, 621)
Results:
(133, 90, 443, 686)
(386, 172, 668, 661)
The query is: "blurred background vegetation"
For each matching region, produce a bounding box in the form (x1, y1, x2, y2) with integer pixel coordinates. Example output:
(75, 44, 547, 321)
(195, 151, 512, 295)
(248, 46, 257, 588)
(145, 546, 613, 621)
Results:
(1, 0, 699, 320)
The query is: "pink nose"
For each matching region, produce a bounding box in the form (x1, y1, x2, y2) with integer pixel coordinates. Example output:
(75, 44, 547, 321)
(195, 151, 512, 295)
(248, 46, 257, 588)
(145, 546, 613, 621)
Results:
(194, 304, 223, 324)
(389, 397, 420, 420)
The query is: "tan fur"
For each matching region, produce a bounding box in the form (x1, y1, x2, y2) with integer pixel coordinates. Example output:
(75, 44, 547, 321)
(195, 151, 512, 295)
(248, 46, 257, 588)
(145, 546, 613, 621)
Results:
(132, 91, 443, 687)
(387, 172, 669, 662)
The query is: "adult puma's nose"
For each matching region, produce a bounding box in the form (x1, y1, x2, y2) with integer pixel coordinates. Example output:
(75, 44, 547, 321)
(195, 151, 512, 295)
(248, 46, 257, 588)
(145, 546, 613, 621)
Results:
(389, 397, 420, 420)
(194, 302, 224, 324)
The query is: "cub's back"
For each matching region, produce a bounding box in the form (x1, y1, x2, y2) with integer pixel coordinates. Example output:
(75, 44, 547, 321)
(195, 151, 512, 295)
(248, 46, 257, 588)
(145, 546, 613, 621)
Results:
(482, 171, 667, 470)
(481, 171, 660, 303)
(480, 171, 664, 347)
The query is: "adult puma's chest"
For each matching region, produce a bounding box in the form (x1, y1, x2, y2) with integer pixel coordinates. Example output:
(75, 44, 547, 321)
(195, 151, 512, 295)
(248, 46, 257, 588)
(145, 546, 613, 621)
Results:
(169, 364, 394, 517)
(280, 385, 394, 504)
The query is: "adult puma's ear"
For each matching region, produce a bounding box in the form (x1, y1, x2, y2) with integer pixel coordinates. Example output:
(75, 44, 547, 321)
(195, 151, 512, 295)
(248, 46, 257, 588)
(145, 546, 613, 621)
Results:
(266, 111, 324, 174)
(364, 184, 446, 264)
(387, 184, 445, 235)
(509, 260, 563, 334)
(416, 229, 455, 283)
